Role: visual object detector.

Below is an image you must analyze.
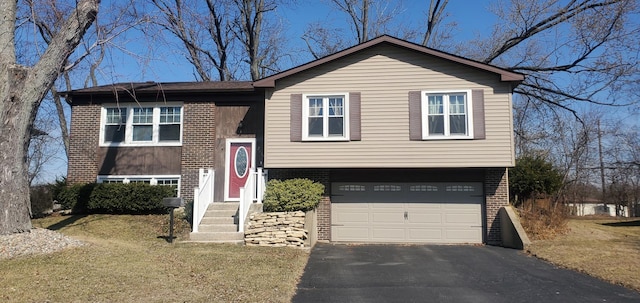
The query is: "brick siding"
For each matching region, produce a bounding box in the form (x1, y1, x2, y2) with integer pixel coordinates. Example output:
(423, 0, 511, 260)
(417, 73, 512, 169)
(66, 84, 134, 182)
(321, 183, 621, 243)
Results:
(485, 168, 509, 245)
(67, 104, 100, 184)
(180, 102, 216, 201)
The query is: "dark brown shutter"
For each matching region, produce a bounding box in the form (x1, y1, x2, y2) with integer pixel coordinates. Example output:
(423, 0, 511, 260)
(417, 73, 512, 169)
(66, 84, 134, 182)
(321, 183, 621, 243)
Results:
(349, 92, 361, 141)
(408, 91, 422, 140)
(472, 89, 485, 140)
(290, 94, 302, 142)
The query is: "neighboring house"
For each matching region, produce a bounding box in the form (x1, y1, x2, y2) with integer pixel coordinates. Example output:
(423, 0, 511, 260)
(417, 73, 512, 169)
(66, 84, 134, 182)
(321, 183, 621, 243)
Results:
(569, 198, 630, 217)
(63, 35, 524, 245)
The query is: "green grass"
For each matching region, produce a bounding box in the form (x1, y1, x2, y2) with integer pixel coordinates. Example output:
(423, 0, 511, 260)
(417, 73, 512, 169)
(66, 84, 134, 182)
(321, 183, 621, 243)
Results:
(527, 218, 640, 292)
(1, 214, 309, 302)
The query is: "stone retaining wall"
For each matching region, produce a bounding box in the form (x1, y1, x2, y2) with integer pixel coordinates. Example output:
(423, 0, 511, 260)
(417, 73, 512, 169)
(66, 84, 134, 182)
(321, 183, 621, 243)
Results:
(244, 211, 308, 247)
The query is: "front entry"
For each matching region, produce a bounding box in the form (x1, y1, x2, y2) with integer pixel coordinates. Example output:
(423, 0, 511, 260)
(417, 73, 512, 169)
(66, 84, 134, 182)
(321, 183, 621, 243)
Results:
(224, 138, 255, 201)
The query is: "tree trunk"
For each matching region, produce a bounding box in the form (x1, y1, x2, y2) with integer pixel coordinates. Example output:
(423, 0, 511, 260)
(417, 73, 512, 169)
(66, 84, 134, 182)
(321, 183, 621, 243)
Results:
(0, 67, 32, 234)
(0, 0, 99, 235)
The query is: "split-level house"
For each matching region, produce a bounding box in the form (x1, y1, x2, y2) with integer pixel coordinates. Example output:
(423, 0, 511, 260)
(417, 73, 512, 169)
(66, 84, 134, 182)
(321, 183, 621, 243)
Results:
(63, 35, 523, 245)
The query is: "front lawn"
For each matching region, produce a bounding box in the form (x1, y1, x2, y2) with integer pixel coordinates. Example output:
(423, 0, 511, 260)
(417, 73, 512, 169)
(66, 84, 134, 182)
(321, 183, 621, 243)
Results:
(527, 218, 640, 292)
(0, 214, 309, 302)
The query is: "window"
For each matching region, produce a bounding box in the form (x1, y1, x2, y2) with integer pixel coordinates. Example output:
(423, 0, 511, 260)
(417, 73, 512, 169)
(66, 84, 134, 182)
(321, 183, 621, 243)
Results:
(101, 103, 183, 146)
(302, 94, 349, 140)
(132, 108, 153, 142)
(159, 107, 181, 141)
(97, 176, 181, 196)
(104, 108, 127, 143)
(157, 179, 180, 197)
(421, 91, 473, 139)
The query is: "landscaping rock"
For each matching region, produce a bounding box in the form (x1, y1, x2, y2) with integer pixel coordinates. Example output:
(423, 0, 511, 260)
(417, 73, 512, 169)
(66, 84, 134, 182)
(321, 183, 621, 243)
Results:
(244, 211, 307, 248)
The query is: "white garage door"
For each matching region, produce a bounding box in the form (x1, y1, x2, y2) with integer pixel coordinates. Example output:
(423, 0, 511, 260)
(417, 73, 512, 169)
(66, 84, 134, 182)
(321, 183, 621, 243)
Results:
(331, 182, 483, 244)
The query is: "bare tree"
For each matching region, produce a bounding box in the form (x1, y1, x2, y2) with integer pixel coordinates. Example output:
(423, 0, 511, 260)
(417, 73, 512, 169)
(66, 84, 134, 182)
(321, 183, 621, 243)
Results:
(0, 0, 99, 234)
(150, 0, 287, 81)
(422, 0, 449, 47)
(467, 0, 639, 119)
(231, 0, 288, 80)
(21, 0, 144, 169)
(302, 0, 410, 59)
(150, 0, 235, 81)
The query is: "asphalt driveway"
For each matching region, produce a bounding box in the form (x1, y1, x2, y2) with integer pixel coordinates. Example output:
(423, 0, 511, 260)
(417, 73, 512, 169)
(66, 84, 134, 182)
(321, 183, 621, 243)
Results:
(292, 243, 640, 303)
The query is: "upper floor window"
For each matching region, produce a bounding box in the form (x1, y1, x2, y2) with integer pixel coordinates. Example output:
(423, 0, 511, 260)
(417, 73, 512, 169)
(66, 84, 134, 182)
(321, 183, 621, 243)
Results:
(100, 103, 183, 146)
(302, 94, 349, 141)
(421, 91, 473, 139)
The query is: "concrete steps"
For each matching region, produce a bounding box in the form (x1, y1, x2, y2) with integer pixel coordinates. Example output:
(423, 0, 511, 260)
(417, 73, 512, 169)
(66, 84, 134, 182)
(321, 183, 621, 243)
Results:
(189, 202, 244, 244)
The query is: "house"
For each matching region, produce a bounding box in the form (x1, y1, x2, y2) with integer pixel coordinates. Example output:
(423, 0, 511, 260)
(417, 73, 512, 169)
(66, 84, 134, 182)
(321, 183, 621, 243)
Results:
(62, 35, 524, 245)
(568, 198, 630, 217)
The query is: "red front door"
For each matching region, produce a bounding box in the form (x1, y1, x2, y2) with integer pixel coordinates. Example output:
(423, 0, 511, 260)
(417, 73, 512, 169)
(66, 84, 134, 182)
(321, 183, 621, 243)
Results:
(226, 140, 253, 200)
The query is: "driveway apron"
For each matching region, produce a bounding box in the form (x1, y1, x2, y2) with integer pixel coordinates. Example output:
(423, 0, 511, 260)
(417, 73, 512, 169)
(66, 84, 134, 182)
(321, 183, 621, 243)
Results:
(292, 243, 640, 303)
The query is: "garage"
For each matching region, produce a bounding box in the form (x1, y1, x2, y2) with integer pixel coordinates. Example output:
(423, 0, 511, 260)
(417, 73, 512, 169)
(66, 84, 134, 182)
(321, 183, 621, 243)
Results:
(331, 182, 483, 244)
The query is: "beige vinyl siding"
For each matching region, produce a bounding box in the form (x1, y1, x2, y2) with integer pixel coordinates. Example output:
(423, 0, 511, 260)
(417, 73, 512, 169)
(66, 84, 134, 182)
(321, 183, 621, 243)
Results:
(264, 44, 515, 168)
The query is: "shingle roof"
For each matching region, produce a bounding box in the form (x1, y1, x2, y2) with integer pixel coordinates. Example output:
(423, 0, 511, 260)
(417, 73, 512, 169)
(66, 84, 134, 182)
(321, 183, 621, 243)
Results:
(59, 81, 255, 96)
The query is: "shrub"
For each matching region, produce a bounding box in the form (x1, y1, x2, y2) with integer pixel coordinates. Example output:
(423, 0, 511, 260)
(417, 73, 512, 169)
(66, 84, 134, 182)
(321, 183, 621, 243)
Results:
(50, 177, 67, 203)
(509, 154, 563, 206)
(57, 183, 175, 214)
(30, 185, 53, 218)
(87, 183, 174, 214)
(518, 200, 569, 240)
(57, 183, 96, 213)
(263, 178, 324, 212)
(182, 199, 194, 227)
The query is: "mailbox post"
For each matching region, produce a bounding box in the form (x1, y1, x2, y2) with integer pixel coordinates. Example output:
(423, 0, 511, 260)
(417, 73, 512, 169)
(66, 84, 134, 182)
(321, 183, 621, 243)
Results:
(162, 197, 184, 243)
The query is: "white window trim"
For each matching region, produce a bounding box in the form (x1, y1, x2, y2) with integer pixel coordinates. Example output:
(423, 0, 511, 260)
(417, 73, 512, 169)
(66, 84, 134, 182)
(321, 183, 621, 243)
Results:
(99, 102, 184, 147)
(97, 175, 181, 196)
(302, 93, 350, 141)
(420, 90, 474, 140)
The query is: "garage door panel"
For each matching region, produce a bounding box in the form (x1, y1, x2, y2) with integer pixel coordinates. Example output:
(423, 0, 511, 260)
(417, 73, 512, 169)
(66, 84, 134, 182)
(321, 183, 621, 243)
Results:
(406, 228, 444, 241)
(407, 213, 443, 224)
(444, 213, 481, 224)
(331, 182, 483, 244)
(444, 229, 483, 242)
(333, 227, 370, 241)
(372, 213, 405, 224)
(372, 227, 406, 241)
(335, 212, 370, 223)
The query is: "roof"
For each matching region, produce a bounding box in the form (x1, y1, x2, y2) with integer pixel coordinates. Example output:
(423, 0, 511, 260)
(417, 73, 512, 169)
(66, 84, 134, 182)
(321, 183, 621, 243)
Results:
(253, 35, 524, 87)
(60, 81, 255, 96)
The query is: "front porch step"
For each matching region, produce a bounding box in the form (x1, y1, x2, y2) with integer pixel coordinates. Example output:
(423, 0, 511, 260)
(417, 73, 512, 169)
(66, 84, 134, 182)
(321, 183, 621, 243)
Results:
(200, 216, 238, 225)
(189, 231, 244, 243)
(190, 202, 243, 243)
(197, 224, 238, 233)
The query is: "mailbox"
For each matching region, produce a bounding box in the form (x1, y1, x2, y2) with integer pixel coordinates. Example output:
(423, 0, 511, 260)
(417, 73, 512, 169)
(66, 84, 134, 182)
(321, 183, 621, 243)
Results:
(163, 197, 183, 244)
(162, 197, 184, 208)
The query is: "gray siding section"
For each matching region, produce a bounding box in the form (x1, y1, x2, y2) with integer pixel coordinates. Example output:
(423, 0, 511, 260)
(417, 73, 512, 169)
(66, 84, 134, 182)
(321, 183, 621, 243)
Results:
(264, 44, 515, 168)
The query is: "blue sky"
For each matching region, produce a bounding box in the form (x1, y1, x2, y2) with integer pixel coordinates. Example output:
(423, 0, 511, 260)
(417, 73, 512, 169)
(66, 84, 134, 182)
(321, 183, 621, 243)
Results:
(96, 1, 499, 84)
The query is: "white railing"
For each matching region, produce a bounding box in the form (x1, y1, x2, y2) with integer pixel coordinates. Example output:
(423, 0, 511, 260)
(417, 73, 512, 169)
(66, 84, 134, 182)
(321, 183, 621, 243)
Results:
(238, 168, 267, 232)
(192, 168, 214, 232)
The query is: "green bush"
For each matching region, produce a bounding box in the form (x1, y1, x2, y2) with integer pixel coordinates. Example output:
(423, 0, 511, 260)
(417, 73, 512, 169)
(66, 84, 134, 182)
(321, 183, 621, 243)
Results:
(30, 185, 53, 218)
(57, 183, 175, 214)
(88, 183, 174, 214)
(263, 178, 324, 212)
(57, 183, 96, 213)
(50, 177, 67, 203)
(182, 199, 194, 227)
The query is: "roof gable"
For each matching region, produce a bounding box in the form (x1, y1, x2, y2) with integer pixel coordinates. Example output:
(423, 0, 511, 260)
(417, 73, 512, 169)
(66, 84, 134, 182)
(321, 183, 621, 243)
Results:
(253, 35, 524, 88)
